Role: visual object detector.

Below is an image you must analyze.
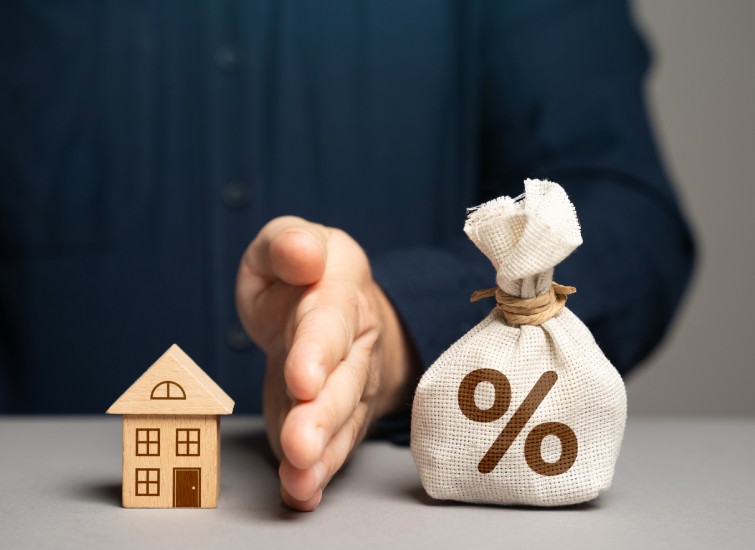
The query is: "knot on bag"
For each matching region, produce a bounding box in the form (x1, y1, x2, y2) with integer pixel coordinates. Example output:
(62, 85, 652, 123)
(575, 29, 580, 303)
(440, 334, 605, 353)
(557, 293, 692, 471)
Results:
(470, 282, 576, 326)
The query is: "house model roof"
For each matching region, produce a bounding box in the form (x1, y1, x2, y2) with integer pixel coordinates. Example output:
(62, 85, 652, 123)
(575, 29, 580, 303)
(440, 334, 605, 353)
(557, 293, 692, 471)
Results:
(107, 344, 235, 415)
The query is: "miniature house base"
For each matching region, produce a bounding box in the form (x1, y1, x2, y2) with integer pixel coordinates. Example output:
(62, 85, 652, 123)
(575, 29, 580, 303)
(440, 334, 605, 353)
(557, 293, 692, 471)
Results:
(107, 345, 234, 508)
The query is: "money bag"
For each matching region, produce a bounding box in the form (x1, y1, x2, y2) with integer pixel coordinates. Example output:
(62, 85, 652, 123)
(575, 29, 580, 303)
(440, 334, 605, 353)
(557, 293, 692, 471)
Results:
(410, 179, 627, 506)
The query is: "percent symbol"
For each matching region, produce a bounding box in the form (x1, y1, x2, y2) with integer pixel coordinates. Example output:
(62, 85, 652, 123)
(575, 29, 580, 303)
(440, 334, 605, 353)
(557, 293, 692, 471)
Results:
(458, 369, 578, 476)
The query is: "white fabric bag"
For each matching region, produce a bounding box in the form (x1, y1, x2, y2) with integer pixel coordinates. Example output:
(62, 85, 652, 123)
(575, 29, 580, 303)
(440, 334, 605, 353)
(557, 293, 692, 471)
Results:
(411, 179, 627, 506)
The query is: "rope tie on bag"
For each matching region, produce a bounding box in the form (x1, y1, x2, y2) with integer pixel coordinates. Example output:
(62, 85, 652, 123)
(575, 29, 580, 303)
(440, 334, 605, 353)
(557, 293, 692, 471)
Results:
(470, 282, 576, 326)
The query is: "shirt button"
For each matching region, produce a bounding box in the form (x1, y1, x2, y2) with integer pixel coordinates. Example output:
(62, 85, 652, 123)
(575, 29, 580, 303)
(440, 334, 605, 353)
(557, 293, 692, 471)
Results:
(226, 324, 253, 352)
(222, 181, 251, 210)
(215, 46, 242, 72)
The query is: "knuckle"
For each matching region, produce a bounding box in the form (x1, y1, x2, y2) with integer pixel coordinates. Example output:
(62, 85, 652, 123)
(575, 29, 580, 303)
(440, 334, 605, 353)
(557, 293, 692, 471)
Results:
(344, 360, 368, 407)
(321, 401, 339, 436)
(333, 307, 354, 346)
(297, 290, 355, 339)
(357, 291, 378, 329)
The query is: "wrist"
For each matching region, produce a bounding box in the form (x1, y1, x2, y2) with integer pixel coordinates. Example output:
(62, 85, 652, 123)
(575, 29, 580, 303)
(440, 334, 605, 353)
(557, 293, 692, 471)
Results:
(371, 282, 420, 420)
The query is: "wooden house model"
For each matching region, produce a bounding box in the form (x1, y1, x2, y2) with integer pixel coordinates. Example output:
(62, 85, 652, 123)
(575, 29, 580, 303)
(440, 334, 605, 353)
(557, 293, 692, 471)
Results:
(107, 344, 234, 508)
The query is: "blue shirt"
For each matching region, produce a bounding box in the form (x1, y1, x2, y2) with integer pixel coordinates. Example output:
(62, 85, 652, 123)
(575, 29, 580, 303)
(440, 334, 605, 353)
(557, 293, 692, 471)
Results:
(0, 0, 695, 420)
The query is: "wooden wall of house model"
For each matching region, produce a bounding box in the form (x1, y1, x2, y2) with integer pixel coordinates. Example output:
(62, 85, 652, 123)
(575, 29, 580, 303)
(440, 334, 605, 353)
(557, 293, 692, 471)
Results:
(107, 344, 235, 508)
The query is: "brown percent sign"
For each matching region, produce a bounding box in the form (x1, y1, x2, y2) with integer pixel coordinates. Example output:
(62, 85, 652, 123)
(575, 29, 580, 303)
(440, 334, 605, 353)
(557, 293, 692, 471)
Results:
(458, 369, 578, 476)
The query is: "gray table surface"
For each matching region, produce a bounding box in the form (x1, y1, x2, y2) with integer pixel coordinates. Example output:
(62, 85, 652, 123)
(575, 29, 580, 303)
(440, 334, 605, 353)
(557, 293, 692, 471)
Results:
(1, 416, 753, 550)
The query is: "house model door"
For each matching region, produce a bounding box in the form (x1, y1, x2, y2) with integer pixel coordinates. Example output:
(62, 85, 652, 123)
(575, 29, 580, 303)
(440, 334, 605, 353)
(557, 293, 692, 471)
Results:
(174, 468, 201, 507)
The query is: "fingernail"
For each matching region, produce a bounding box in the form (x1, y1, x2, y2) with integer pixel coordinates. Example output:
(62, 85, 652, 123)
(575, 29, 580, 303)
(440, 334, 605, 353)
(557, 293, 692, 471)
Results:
(313, 461, 327, 488)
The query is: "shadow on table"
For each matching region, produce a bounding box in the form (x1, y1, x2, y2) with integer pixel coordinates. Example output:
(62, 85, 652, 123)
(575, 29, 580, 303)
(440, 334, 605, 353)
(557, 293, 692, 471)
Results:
(222, 428, 357, 521)
(223, 429, 278, 470)
(404, 485, 603, 511)
(74, 481, 122, 507)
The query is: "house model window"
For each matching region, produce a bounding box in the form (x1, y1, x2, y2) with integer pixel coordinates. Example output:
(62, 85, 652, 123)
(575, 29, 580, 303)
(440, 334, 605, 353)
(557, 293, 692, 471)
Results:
(150, 380, 186, 400)
(135, 468, 160, 496)
(136, 428, 160, 456)
(176, 429, 200, 456)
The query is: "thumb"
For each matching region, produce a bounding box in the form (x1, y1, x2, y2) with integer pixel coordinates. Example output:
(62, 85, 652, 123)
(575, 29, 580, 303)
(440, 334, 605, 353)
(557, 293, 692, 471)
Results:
(243, 216, 328, 292)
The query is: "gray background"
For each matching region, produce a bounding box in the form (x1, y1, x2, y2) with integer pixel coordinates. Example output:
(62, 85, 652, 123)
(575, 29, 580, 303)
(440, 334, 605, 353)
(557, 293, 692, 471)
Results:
(626, 0, 755, 415)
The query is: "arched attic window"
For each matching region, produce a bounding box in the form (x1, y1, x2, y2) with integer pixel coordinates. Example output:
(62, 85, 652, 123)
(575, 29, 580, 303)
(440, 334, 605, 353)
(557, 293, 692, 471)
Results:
(150, 381, 186, 400)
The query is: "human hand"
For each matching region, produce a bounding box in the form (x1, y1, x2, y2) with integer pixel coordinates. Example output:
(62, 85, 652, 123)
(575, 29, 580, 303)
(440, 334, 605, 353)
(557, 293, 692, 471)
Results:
(235, 216, 416, 511)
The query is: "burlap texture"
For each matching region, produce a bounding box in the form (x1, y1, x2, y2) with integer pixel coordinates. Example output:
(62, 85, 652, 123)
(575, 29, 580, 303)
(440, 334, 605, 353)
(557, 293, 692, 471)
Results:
(410, 179, 627, 506)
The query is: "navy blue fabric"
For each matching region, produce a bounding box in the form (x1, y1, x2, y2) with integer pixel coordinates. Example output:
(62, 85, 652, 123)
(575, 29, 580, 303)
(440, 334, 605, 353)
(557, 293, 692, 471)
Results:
(0, 0, 694, 428)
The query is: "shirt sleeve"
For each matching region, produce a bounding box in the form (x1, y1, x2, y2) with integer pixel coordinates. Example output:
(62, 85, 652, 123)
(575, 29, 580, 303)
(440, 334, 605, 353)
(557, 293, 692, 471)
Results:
(369, 0, 695, 444)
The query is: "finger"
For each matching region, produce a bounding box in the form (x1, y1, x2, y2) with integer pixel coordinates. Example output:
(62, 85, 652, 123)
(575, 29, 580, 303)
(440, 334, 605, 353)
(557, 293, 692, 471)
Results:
(236, 217, 329, 349)
(284, 283, 365, 401)
(236, 216, 329, 307)
(279, 402, 368, 503)
(280, 331, 376, 469)
(269, 224, 328, 287)
(262, 352, 290, 461)
(318, 402, 370, 488)
(278, 458, 326, 503)
(280, 484, 323, 512)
